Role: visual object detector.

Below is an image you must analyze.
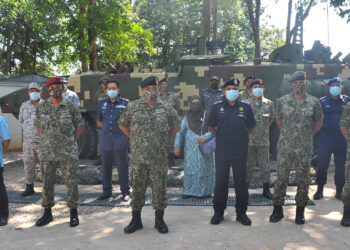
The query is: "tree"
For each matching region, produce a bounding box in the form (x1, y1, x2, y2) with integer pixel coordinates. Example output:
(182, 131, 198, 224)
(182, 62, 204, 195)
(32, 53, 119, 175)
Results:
(244, 0, 261, 65)
(330, 0, 350, 22)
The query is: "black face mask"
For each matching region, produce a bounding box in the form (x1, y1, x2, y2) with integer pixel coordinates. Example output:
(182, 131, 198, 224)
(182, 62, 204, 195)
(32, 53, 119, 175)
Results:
(210, 82, 219, 90)
(50, 88, 63, 98)
(190, 103, 202, 112)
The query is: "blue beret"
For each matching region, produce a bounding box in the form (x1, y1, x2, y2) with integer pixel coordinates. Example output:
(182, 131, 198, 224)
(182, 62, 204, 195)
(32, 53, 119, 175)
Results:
(223, 78, 240, 88)
(210, 76, 220, 82)
(289, 71, 306, 82)
(249, 79, 263, 88)
(327, 77, 342, 86)
(141, 76, 158, 88)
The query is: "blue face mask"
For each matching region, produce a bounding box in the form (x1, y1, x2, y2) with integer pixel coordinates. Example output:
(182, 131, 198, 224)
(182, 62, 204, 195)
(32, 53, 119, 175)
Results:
(225, 90, 239, 102)
(252, 88, 264, 97)
(107, 90, 118, 99)
(29, 92, 41, 101)
(330, 86, 341, 96)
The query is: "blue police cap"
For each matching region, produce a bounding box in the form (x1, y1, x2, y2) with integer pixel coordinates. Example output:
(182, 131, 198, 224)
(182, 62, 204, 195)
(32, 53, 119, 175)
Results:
(210, 76, 220, 82)
(223, 78, 240, 88)
(327, 77, 342, 86)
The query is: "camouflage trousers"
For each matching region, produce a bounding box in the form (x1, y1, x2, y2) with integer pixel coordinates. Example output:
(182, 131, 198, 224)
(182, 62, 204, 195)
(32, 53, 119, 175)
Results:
(130, 163, 168, 211)
(246, 146, 271, 184)
(23, 141, 40, 185)
(342, 164, 350, 207)
(41, 160, 79, 209)
(273, 149, 310, 207)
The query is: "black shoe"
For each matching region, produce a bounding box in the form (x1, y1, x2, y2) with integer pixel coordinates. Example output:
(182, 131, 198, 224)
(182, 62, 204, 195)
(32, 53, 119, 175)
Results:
(155, 210, 168, 234)
(124, 210, 143, 234)
(295, 206, 305, 225)
(196, 195, 212, 199)
(210, 211, 224, 225)
(236, 213, 252, 226)
(263, 183, 273, 200)
(70, 209, 79, 227)
(341, 206, 350, 227)
(269, 205, 284, 223)
(313, 185, 324, 200)
(0, 217, 8, 226)
(122, 194, 130, 202)
(21, 184, 35, 197)
(94, 157, 102, 166)
(36, 208, 53, 227)
(181, 195, 194, 199)
(98, 193, 112, 200)
(335, 186, 343, 200)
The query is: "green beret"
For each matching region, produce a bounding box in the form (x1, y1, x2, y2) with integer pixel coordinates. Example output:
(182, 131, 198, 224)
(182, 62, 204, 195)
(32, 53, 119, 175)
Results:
(141, 76, 158, 88)
(289, 71, 306, 82)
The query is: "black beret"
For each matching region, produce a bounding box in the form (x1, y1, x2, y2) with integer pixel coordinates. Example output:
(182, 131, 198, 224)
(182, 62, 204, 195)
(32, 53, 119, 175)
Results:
(244, 75, 255, 83)
(141, 76, 158, 88)
(223, 78, 240, 88)
(210, 76, 220, 82)
(249, 79, 263, 88)
(159, 78, 168, 84)
(289, 71, 306, 82)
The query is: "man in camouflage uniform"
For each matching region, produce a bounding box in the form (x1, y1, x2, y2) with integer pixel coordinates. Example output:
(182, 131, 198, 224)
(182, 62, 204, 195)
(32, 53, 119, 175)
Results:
(119, 76, 180, 234)
(269, 71, 323, 225)
(34, 77, 84, 228)
(246, 79, 275, 199)
(339, 102, 350, 227)
(200, 76, 224, 112)
(157, 77, 181, 167)
(18, 82, 43, 197)
(240, 75, 255, 101)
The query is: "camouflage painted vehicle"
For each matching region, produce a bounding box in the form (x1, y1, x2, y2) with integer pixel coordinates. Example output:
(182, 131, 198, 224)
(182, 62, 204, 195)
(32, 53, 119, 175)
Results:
(1, 54, 350, 159)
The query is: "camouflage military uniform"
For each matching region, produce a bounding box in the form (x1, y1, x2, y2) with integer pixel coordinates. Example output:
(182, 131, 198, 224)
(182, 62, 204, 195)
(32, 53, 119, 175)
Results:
(240, 89, 251, 101)
(19, 100, 41, 185)
(339, 103, 350, 206)
(200, 88, 224, 112)
(118, 97, 181, 210)
(246, 96, 275, 184)
(273, 92, 323, 207)
(94, 89, 107, 105)
(34, 98, 85, 209)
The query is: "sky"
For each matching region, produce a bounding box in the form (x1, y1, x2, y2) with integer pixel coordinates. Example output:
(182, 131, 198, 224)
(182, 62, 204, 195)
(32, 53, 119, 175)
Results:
(263, 0, 350, 60)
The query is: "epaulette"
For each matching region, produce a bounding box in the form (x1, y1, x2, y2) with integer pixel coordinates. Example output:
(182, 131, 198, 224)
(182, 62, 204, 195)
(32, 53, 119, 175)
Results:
(120, 97, 129, 102)
(320, 96, 327, 101)
(213, 100, 223, 105)
(239, 99, 251, 105)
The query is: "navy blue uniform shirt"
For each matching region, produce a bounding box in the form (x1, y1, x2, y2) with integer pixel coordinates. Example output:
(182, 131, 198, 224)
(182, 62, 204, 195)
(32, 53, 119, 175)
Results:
(207, 98, 256, 159)
(97, 97, 129, 150)
(320, 95, 350, 136)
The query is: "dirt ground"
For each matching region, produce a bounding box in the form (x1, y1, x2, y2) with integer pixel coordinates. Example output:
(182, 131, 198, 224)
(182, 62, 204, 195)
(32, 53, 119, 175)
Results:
(1, 152, 349, 250)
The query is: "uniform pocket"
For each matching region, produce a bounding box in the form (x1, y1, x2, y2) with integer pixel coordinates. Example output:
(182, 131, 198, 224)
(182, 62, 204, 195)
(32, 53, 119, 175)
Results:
(59, 118, 73, 134)
(155, 113, 169, 133)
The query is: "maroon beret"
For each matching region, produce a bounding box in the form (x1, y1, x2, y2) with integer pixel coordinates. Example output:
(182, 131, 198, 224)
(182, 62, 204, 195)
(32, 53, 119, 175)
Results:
(46, 77, 65, 87)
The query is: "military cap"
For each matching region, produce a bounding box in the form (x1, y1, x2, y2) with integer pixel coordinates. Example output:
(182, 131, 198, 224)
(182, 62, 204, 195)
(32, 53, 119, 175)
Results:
(327, 76, 342, 86)
(46, 77, 65, 87)
(210, 76, 220, 82)
(99, 76, 110, 84)
(223, 78, 240, 89)
(249, 79, 263, 88)
(244, 75, 256, 83)
(159, 77, 168, 84)
(289, 71, 306, 82)
(28, 82, 42, 90)
(141, 76, 158, 88)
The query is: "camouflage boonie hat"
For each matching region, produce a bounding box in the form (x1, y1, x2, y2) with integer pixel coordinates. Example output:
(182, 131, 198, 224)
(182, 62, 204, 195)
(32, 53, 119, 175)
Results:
(28, 82, 42, 90)
(289, 71, 306, 82)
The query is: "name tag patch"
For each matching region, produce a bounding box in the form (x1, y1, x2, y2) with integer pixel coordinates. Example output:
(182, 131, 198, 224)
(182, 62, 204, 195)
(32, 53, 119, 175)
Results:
(156, 108, 165, 114)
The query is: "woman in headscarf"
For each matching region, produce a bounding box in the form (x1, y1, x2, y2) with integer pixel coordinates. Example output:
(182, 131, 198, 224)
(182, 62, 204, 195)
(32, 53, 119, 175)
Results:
(174, 96, 215, 199)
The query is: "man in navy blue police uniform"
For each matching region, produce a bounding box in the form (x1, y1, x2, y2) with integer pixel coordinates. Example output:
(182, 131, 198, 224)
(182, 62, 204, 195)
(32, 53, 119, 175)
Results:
(314, 77, 350, 200)
(97, 80, 130, 201)
(207, 78, 256, 226)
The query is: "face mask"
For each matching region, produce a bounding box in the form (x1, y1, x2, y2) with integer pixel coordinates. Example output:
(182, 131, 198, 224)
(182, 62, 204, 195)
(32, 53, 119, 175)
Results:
(159, 83, 170, 92)
(210, 82, 219, 90)
(63, 84, 68, 90)
(50, 88, 63, 98)
(252, 88, 264, 97)
(330, 86, 341, 96)
(143, 90, 157, 101)
(29, 92, 41, 101)
(292, 85, 306, 95)
(225, 90, 239, 102)
(107, 90, 118, 99)
(190, 102, 202, 112)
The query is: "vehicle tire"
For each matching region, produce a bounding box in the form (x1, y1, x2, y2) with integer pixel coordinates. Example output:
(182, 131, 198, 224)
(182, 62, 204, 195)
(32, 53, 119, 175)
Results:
(77, 116, 98, 159)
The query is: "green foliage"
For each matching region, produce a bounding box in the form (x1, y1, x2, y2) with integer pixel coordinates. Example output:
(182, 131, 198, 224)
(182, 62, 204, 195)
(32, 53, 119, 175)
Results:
(331, 0, 350, 22)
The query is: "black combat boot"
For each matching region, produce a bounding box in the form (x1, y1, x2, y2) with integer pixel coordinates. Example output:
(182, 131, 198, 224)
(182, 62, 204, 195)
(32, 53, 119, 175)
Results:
(124, 210, 143, 234)
(313, 185, 324, 200)
(210, 209, 224, 225)
(70, 208, 79, 227)
(236, 213, 252, 226)
(21, 184, 35, 197)
(155, 210, 168, 234)
(295, 206, 305, 225)
(167, 153, 175, 168)
(269, 205, 284, 222)
(335, 186, 343, 200)
(341, 206, 350, 227)
(36, 207, 53, 227)
(262, 183, 273, 200)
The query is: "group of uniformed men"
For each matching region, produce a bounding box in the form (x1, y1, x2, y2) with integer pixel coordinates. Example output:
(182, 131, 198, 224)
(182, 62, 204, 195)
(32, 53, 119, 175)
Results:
(0, 70, 350, 232)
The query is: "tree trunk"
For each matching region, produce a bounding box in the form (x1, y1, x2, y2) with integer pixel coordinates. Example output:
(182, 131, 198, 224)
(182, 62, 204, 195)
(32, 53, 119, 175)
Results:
(88, 0, 97, 71)
(202, 0, 211, 41)
(245, 0, 261, 65)
(78, 1, 88, 72)
(4, 38, 11, 75)
(286, 0, 293, 44)
(213, 0, 218, 42)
